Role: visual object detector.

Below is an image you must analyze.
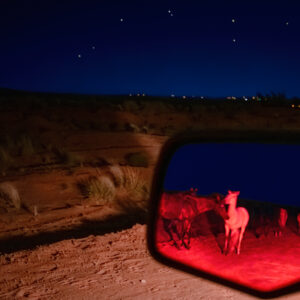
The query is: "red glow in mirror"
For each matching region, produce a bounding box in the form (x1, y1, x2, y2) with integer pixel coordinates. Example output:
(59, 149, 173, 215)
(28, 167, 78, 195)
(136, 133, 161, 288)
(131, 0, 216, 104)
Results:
(149, 136, 300, 296)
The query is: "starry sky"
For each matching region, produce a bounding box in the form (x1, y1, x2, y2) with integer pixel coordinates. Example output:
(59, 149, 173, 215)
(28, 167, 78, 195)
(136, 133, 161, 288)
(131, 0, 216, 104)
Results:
(164, 143, 300, 206)
(1, 0, 300, 98)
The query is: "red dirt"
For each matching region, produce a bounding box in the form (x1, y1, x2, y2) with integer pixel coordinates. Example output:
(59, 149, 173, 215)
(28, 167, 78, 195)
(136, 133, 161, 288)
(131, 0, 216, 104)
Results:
(2, 96, 300, 298)
(1, 224, 300, 299)
(157, 228, 300, 293)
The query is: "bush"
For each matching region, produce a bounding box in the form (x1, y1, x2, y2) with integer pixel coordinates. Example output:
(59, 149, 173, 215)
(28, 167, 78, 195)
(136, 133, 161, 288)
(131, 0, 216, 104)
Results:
(109, 165, 124, 187)
(53, 147, 83, 167)
(0, 147, 13, 173)
(124, 152, 149, 167)
(122, 167, 149, 202)
(18, 135, 35, 156)
(123, 100, 140, 112)
(125, 123, 140, 133)
(0, 182, 21, 211)
(84, 175, 116, 205)
(113, 166, 149, 212)
(78, 165, 149, 210)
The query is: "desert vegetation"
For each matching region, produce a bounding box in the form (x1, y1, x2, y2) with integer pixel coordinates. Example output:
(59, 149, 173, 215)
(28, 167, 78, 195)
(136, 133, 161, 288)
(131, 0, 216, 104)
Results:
(0, 182, 21, 212)
(77, 166, 149, 212)
(1, 88, 300, 242)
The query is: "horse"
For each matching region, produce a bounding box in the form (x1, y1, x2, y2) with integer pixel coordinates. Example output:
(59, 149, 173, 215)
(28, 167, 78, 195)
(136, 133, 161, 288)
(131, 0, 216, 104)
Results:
(159, 191, 198, 249)
(297, 213, 300, 235)
(274, 208, 288, 237)
(222, 190, 249, 255)
(159, 191, 228, 250)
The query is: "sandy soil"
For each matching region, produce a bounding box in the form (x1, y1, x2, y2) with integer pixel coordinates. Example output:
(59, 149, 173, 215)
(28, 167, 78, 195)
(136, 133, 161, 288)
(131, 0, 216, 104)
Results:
(157, 227, 300, 293)
(1, 223, 300, 300)
(2, 94, 300, 299)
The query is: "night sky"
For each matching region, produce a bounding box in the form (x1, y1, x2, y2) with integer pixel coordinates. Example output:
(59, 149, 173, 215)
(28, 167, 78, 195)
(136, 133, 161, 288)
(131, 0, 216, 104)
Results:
(1, 0, 300, 98)
(164, 143, 300, 206)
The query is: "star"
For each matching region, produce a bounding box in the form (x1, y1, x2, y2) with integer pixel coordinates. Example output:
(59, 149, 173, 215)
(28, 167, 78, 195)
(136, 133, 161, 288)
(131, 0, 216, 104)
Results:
(78, 54, 82, 58)
(168, 9, 174, 16)
(120, 18, 124, 22)
(232, 38, 236, 43)
(232, 19, 236, 23)
(285, 21, 289, 26)
(92, 46, 95, 50)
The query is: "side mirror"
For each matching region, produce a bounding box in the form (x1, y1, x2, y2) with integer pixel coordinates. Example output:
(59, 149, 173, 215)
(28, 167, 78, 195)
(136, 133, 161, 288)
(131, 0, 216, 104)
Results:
(147, 130, 300, 298)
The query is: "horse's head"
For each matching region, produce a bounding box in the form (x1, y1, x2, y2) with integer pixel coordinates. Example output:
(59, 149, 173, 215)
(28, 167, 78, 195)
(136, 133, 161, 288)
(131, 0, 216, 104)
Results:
(209, 193, 229, 220)
(189, 187, 198, 195)
(224, 190, 240, 205)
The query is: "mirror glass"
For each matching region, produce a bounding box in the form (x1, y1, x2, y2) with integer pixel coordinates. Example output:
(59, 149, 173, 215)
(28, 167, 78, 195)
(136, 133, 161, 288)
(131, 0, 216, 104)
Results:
(155, 143, 300, 293)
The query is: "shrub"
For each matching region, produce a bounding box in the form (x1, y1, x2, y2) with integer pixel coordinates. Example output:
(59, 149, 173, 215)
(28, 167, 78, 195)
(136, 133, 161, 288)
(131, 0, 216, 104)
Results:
(85, 175, 116, 205)
(109, 165, 124, 187)
(18, 135, 35, 156)
(0, 147, 13, 173)
(122, 167, 149, 201)
(116, 167, 149, 212)
(124, 152, 149, 167)
(0, 182, 21, 211)
(53, 147, 82, 167)
(123, 100, 140, 112)
(125, 123, 140, 133)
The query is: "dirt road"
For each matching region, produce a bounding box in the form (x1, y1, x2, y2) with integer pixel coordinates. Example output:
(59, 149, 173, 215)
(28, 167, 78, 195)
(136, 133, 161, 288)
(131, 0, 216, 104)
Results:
(0, 224, 300, 299)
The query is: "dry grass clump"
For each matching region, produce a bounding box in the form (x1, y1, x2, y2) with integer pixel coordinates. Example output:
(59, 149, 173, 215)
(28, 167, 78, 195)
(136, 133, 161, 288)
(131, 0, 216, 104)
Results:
(0, 147, 13, 174)
(109, 165, 124, 186)
(116, 166, 149, 212)
(81, 175, 116, 206)
(0, 182, 21, 211)
(53, 147, 83, 167)
(124, 152, 149, 167)
(18, 135, 35, 156)
(78, 165, 149, 211)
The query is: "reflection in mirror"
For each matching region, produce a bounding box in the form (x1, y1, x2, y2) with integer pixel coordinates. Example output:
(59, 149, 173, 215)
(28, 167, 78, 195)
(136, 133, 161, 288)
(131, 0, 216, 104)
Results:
(155, 143, 300, 293)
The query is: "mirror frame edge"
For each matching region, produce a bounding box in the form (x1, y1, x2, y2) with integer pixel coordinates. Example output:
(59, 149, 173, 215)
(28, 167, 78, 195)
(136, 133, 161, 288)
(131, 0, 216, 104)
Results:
(147, 129, 300, 299)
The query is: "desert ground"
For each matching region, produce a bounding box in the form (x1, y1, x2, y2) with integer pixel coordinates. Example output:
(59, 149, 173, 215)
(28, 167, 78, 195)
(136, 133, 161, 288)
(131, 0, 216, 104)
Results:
(1, 90, 300, 299)
(156, 209, 300, 294)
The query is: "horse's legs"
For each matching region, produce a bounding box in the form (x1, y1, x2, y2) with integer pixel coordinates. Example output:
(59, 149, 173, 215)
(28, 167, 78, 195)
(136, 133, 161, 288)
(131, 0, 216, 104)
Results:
(224, 224, 230, 254)
(237, 226, 246, 255)
(163, 219, 180, 249)
(181, 219, 192, 249)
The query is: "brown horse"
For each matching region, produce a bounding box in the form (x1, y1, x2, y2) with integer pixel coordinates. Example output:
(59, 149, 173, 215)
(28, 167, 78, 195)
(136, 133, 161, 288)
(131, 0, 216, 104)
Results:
(159, 191, 227, 249)
(274, 208, 288, 237)
(159, 191, 198, 249)
(297, 213, 300, 234)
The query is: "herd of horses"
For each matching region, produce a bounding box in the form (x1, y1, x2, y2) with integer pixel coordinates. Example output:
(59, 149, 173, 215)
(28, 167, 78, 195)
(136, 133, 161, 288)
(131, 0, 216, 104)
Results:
(158, 189, 300, 255)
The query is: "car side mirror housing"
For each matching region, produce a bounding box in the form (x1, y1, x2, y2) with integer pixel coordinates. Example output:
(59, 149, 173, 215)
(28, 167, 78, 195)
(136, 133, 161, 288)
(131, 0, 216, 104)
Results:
(147, 130, 300, 298)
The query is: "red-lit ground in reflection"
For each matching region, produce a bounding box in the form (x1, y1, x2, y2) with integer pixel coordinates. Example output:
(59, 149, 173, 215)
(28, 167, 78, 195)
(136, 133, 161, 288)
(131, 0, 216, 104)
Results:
(156, 216, 300, 292)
